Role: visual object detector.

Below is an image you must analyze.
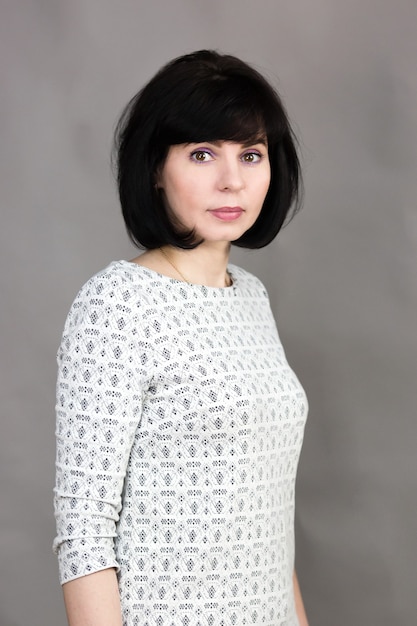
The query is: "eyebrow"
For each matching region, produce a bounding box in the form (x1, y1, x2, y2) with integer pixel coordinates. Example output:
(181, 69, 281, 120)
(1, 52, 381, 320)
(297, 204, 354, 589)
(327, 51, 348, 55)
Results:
(195, 138, 268, 148)
(241, 137, 268, 147)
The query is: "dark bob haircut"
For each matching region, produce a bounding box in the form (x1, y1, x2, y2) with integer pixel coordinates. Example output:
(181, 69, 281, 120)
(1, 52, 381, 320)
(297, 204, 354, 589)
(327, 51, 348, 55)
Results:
(113, 49, 302, 249)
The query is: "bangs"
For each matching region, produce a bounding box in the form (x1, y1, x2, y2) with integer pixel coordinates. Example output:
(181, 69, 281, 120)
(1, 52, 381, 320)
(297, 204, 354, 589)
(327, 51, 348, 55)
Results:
(158, 76, 281, 147)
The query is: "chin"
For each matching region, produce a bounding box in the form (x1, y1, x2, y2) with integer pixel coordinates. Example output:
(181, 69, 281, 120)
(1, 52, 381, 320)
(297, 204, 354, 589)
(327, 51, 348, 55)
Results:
(199, 222, 255, 243)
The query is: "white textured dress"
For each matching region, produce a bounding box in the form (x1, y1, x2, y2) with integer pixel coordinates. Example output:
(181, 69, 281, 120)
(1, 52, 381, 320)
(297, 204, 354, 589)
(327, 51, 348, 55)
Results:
(54, 261, 308, 626)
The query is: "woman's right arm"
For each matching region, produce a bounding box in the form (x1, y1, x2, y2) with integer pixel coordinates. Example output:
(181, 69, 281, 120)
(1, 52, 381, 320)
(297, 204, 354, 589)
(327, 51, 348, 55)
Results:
(63, 568, 123, 626)
(63, 568, 122, 626)
(54, 273, 150, 623)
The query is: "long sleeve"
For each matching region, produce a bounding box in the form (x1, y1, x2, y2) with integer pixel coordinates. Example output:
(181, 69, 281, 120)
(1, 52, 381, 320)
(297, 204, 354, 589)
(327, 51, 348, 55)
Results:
(53, 272, 153, 584)
(53, 260, 307, 624)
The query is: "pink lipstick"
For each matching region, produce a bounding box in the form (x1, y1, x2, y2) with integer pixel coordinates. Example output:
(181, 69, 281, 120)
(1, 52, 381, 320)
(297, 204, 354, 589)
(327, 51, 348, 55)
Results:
(209, 207, 243, 221)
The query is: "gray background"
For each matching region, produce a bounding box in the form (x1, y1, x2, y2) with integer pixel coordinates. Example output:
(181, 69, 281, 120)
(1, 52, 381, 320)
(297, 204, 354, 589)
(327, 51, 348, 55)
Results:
(1, 1, 416, 624)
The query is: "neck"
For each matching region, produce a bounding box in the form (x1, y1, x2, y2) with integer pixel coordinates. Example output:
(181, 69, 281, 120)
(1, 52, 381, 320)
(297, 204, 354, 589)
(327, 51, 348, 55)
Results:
(162, 242, 231, 287)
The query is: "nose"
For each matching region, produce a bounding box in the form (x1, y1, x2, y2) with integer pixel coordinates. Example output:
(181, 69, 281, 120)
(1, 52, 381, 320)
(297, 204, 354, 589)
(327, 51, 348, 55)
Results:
(217, 157, 245, 192)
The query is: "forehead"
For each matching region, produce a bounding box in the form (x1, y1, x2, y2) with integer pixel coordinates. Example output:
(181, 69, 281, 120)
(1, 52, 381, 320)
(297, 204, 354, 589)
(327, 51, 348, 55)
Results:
(169, 138, 268, 153)
(192, 138, 268, 147)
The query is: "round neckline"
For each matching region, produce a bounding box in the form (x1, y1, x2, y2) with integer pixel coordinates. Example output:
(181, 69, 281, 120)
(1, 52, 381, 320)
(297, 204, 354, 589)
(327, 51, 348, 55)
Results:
(115, 259, 238, 293)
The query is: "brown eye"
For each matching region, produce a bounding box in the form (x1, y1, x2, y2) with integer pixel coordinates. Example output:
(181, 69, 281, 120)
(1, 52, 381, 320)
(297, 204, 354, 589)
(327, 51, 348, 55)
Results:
(242, 152, 261, 163)
(191, 150, 213, 162)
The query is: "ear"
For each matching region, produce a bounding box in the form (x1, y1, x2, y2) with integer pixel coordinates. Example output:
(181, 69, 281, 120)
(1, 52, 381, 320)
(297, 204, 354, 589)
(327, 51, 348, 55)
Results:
(154, 166, 164, 190)
(154, 146, 171, 189)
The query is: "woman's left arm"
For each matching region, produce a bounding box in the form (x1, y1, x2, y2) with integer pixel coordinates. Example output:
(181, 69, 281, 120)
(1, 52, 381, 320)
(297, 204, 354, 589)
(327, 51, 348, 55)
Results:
(293, 570, 309, 626)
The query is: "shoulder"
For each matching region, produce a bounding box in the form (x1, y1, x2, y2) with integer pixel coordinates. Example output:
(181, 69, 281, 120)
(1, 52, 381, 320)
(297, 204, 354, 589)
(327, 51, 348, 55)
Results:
(61, 260, 160, 336)
(70, 260, 162, 305)
(228, 263, 269, 298)
(73, 260, 152, 299)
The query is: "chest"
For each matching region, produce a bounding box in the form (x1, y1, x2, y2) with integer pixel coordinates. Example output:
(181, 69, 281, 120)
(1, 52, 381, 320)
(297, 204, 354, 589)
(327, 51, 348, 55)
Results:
(136, 297, 307, 457)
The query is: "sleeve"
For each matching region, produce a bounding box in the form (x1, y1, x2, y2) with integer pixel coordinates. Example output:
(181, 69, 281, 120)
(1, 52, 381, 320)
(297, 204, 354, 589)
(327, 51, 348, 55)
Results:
(53, 273, 152, 584)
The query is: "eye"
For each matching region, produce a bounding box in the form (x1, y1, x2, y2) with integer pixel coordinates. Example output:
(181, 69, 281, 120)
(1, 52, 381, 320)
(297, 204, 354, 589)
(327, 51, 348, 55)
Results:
(241, 151, 262, 163)
(190, 150, 214, 163)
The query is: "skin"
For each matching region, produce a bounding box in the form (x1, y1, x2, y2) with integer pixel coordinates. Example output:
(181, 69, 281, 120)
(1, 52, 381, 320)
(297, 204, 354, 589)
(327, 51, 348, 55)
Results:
(136, 139, 271, 286)
(294, 570, 310, 626)
(63, 568, 122, 626)
(62, 140, 309, 625)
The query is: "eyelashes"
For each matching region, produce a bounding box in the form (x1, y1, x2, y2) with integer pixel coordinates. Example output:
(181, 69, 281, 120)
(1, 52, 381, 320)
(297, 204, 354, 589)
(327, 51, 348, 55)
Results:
(241, 151, 262, 164)
(190, 149, 214, 163)
(190, 148, 263, 164)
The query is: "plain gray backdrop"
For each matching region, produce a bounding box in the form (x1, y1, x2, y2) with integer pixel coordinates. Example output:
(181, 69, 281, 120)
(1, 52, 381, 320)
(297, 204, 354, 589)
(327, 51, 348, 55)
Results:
(1, 1, 416, 624)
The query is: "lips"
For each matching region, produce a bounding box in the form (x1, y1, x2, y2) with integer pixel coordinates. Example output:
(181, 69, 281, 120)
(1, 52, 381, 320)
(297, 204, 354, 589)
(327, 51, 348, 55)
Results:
(209, 207, 244, 221)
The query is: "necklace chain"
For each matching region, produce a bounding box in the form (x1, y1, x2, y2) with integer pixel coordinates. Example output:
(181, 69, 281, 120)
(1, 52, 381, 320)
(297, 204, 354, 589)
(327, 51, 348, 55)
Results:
(159, 247, 231, 287)
(159, 247, 189, 283)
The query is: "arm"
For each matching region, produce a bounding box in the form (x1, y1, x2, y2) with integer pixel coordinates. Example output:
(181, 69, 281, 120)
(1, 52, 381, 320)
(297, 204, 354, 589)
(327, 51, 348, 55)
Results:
(293, 570, 309, 626)
(63, 568, 122, 626)
(54, 274, 150, 609)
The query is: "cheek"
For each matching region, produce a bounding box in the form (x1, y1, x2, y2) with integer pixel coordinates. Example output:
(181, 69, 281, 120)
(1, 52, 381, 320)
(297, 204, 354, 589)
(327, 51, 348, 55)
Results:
(162, 176, 200, 220)
(170, 182, 197, 210)
(165, 167, 196, 197)
(257, 172, 271, 204)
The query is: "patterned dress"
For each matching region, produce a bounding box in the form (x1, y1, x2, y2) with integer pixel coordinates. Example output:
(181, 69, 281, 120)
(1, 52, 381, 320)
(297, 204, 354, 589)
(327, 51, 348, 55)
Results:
(54, 261, 308, 626)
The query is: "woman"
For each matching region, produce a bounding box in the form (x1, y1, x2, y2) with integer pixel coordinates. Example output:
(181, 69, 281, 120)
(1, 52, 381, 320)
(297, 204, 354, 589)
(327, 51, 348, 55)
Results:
(54, 50, 309, 626)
